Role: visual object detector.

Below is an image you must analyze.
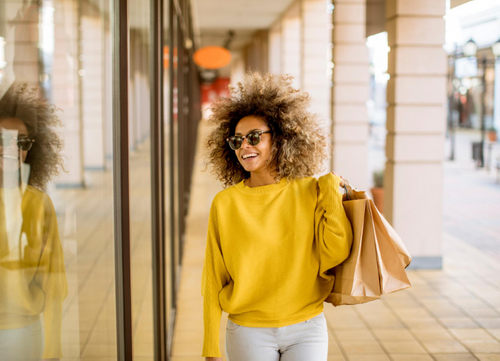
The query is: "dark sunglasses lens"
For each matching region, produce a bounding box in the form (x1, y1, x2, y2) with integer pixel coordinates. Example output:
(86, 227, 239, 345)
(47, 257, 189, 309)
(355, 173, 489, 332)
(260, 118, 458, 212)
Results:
(18, 140, 33, 151)
(248, 132, 260, 145)
(21, 143, 32, 151)
(228, 137, 241, 150)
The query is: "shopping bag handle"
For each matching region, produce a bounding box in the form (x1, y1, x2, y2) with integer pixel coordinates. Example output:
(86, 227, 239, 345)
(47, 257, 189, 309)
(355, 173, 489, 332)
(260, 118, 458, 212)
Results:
(343, 178, 351, 201)
(341, 178, 368, 201)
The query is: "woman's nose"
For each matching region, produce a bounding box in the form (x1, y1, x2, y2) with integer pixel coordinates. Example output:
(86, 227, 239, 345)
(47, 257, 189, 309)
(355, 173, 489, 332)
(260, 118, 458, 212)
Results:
(241, 137, 251, 147)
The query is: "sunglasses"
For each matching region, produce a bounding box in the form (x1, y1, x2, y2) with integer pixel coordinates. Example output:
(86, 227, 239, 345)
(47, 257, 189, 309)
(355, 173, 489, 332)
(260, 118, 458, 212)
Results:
(0, 133, 35, 151)
(226, 130, 271, 150)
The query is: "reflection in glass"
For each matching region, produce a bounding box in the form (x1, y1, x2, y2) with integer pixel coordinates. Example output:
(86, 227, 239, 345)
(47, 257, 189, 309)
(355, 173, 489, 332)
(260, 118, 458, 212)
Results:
(128, 0, 155, 359)
(0, 82, 67, 360)
(0, 0, 117, 359)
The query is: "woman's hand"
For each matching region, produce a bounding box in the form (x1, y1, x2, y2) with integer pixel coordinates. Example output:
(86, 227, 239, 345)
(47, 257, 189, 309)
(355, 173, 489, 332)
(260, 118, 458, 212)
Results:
(206, 358, 223, 361)
(331, 171, 345, 187)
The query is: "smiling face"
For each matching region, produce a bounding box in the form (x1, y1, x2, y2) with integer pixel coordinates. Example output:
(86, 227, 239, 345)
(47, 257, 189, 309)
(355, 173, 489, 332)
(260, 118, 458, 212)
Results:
(234, 115, 273, 175)
(0, 117, 29, 173)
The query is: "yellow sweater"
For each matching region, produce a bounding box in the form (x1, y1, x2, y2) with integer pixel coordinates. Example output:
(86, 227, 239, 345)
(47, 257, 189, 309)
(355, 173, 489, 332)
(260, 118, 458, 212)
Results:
(201, 172, 353, 357)
(0, 185, 68, 359)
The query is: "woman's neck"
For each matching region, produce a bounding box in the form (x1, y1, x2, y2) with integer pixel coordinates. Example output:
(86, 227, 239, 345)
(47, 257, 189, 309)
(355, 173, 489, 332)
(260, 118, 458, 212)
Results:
(245, 171, 278, 188)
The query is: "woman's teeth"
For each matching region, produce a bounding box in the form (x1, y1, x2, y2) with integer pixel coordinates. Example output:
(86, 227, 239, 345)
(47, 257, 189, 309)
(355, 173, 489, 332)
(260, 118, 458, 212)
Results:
(242, 153, 258, 160)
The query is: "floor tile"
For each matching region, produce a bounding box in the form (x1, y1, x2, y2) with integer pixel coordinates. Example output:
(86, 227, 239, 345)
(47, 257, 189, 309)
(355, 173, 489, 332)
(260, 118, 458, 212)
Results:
(372, 328, 415, 341)
(466, 308, 500, 318)
(390, 356, 433, 361)
(433, 354, 477, 361)
(476, 355, 500, 361)
(489, 329, 500, 339)
(439, 317, 480, 328)
(381, 341, 427, 354)
(462, 339, 500, 353)
(420, 340, 469, 353)
(449, 328, 496, 341)
(412, 329, 455, 341)
(326, 357, 345, 361)
(405, 318, 444, 329)
(339, 340, 385, 354)
(477, 318, 500, 329)
(344, 355, 389, 361)
(334, 329, 375, 341)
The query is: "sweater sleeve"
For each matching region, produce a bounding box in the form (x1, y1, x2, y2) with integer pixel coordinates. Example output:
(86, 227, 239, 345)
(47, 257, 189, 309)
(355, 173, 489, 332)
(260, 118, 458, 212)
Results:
(315, 173, 353, 282)
(35, 195, 68, 359)
(201, 199, 231, 357)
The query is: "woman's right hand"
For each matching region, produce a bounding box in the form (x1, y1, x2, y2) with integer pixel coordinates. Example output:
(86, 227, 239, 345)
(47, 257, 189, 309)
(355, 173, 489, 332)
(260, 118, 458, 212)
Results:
(206, 358, 223, 361)
(331, 171, 345, 187)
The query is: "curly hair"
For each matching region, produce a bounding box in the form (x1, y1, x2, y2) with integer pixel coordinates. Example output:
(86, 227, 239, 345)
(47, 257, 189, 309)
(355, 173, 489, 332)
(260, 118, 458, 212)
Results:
(0, 82, 65, 189)
(202, 71, 330, 189)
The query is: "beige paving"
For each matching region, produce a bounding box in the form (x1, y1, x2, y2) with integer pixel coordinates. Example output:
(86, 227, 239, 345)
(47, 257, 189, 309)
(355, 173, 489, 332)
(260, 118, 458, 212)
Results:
(173, 122, 500, 360)
(52, 141, 155, 360)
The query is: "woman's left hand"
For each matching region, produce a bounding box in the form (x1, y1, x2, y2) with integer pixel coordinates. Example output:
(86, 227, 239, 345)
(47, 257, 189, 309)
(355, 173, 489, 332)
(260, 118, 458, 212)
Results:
(331, 171, 345, 187)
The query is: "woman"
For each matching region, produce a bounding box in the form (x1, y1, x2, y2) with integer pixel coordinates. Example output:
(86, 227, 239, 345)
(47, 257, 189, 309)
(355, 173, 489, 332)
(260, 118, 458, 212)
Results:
(201, 72, 353, 360)
(0, 82, 67, 361)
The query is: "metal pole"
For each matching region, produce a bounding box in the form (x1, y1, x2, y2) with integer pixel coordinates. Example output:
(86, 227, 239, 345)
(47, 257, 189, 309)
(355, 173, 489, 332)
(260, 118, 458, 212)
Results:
(112, 0, 133, 358)
(448, 48, 457, 161)
(480, 55, 487, 168)
(150, 0, 167, 359)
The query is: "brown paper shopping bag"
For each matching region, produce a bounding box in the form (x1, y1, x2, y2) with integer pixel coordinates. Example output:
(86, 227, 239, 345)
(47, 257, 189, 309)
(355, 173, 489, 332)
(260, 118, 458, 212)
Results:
(325, 181, 412, 306)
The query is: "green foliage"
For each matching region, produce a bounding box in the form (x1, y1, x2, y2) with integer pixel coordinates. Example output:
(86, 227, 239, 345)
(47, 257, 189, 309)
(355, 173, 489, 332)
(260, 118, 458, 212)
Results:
(373, 169, 384, 188)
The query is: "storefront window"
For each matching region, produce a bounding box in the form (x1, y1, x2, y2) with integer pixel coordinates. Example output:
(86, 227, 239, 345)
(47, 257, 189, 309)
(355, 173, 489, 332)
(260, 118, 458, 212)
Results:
(0, 0, 117, 359)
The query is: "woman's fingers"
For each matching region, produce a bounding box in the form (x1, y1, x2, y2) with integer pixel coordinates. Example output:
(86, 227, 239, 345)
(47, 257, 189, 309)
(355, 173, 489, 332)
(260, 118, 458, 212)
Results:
(331, 171, 345, 187)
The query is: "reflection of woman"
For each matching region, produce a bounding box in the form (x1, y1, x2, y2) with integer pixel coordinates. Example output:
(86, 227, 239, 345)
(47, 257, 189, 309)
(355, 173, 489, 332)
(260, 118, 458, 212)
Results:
(201, 72, 353, 360)
(0, 82, 67, 361)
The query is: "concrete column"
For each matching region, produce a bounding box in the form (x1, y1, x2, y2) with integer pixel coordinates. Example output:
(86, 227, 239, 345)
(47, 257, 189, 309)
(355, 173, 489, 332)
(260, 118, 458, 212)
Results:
(268, 20, 282, 75)
(331, 0, 370, 190)
(385, 0, 447, 269)
(3, 1, 40, 86)
(52, 0, 84, 188)
(301, 0, 330, 174)
(81, 12, 106, 171)
(281, 1, 302, 89)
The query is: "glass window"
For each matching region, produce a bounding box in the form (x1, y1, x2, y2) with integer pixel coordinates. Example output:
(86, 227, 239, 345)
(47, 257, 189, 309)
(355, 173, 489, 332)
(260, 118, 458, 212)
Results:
(163, 0, 173, 329)
(128, 0, 155, 359)
(0, 0, 117, 359)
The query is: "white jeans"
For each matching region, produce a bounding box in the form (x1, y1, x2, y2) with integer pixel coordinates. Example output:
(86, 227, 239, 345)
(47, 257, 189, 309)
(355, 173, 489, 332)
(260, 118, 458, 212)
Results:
(0, 319, 44, 361)
(225, 312, 328, 361)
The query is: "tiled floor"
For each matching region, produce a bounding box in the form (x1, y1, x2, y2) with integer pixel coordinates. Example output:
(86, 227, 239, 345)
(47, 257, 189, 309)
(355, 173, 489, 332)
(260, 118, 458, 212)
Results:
(172, 123, 500, 360)
(52, 141, 155, 360)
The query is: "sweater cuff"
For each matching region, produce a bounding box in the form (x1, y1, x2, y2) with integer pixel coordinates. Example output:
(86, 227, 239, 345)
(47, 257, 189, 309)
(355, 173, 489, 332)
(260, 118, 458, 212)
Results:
(202, 300, 223, 357)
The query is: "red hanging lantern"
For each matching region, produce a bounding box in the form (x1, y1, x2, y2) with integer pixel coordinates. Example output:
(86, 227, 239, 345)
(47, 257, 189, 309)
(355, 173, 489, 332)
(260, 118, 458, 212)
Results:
(193, 46, 231, 69)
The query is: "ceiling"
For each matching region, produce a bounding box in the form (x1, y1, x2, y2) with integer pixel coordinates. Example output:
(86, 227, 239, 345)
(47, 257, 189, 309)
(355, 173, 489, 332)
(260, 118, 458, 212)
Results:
(191, 0, 296, 50)
(451, 0, 474, 9)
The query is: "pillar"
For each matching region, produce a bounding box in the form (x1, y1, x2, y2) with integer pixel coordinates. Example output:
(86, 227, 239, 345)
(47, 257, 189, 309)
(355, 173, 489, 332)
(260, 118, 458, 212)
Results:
(269, 20, 282, 75)
(301, 0, 331, 173)
(281, 1, 302, 89)
(331, 0, 370, 190)
(385, 0, 447, 269)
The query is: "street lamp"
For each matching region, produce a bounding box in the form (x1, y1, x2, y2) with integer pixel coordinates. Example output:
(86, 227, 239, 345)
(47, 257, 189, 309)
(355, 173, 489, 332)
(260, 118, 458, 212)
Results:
(463, 38, 478, 58)
(492, 38, 500, 58)
(465, 37, 500, 168)
(448, 37, 500, 167)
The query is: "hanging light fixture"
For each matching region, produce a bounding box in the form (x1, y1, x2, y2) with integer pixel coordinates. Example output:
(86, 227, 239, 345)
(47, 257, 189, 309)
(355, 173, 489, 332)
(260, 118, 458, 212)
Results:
(492, 38, 500, 58)
(0, 37, 6, 69)
(463, 38, 478, 58)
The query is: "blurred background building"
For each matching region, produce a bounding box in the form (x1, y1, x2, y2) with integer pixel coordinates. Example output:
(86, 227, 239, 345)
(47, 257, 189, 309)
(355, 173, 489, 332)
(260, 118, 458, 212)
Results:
(0, 0, 499, 360)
